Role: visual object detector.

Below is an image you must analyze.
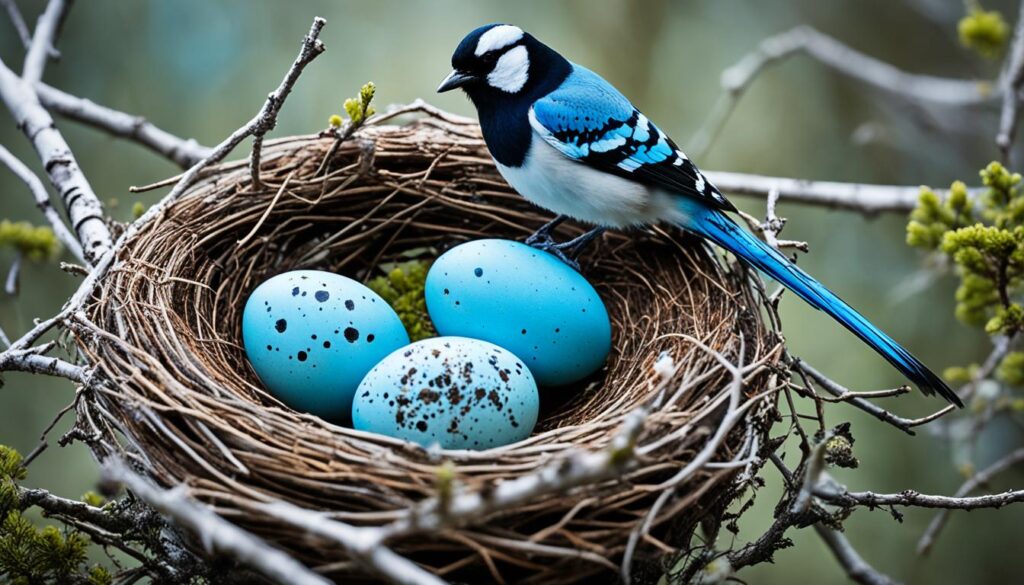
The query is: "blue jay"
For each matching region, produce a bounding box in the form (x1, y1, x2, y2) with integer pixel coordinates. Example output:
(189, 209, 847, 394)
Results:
(437, 24, 961, 406)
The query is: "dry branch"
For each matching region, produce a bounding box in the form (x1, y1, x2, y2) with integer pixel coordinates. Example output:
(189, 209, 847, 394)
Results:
(35, 83, 212, 168)
(997, 1, 1024, 157)
(0, 143, 84, 263)
(104, 459, 332, 585)
(248, 17, 326, 190)
(0, 1, 112, 265)
(690, 25, 995, 157)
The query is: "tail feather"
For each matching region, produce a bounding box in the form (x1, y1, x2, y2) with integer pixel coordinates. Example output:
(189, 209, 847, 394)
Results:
(681, 202, 962, 407)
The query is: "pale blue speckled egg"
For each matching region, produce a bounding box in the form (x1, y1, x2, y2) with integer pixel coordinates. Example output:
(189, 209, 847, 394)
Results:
(242, 270, 409, 421)
(424, 239, 611, 386)
(352, 337, 539, 450)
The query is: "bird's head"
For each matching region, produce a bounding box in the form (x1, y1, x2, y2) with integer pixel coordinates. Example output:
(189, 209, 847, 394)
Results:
(438, 24, 564, 102)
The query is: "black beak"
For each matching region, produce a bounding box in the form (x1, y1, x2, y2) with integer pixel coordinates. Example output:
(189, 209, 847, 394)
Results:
(437, 70, 475, 93)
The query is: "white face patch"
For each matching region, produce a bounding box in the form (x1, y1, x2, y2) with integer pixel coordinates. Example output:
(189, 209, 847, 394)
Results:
(476, 25, 524, 56)
(487, 45, 530, 93)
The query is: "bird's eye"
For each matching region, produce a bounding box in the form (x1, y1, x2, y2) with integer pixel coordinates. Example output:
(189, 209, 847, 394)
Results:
(481, 51, 500, 66)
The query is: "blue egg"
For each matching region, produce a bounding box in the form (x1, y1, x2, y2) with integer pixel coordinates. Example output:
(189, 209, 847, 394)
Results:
(424, 239, 611, 386)
(242, 270, 409, 421)
(352, 337, 539, 450)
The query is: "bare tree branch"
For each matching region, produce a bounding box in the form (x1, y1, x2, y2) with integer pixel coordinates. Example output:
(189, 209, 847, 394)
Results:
(21, 0, 71, 84)
(814, 524, 900, 585)
(151, 17, 326, 204)
(18, 485, 122, 532)
(797, 362, 955, 435)
(35, 83, 212, 168)
(104, 459, 332, 585)
(257, 502, 447, 585)
(815, 486, 1024, 510)
(917, 447, 1024, 555)
(0, 63, 112, 264)
(4, 253, 21, 295)
(706, 170, 977, 215)
(248, 17, 326, 190)
(1, 0, 32, 50)
(690, 25, 995, 157)
(0, 342, 87, 382)
(997, 1, 1024, 158)
(0, 143, 85, 263)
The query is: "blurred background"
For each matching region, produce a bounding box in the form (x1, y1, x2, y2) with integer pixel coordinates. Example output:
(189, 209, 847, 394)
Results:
(1, 1, 1021, 583)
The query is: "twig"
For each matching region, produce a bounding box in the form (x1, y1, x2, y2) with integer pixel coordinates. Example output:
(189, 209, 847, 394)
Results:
(0, 60, 112, 265)
(104, 459, 332, 585)
(1, 0, 33, 50)
(0, 143, 85, 263)
(257, 502, 446, 585)
(797, 362, 954, 435)
(690, 25, 994, 157)
(997, 1, 1024, 159)
(21, 0, 71, 84)
(814, 524, 900, 585)
(917, 447, 1024, 555)
(35, 83, 212, 168)
(150, 17, 325, 204)
(18, 485, 124, 532)
(815, 485, 1024, 510)
(4, 253, 21, 295)
(248, 17, 326, 190)
(707, 170, 978, 215)
(0, 345, 87, 381)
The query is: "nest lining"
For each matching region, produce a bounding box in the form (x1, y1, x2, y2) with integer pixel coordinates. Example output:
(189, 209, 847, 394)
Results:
(74, 112, 783, 583)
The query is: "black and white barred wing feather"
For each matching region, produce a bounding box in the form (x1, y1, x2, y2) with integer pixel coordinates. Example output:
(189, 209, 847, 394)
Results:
(528, 64, 735, 212)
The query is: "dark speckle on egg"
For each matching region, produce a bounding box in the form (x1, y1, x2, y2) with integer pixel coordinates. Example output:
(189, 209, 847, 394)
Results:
(275, 319, 287, 333)
(474, 267, 483, 277)
(297, 350, 307, 361)
(315, 290, 330, 302)
(367, 333, 375, 343)
(344, 327, 359, 343)
(291, 287, 300, 296)
(345, 299, 355, 310)
(323, 340, 331, 349)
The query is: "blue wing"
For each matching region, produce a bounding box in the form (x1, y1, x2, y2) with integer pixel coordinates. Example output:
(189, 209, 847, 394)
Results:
(529, 64, 734, 212)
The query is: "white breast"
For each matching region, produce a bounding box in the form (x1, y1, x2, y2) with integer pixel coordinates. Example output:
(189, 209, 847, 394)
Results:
(494, 134, 679, 228)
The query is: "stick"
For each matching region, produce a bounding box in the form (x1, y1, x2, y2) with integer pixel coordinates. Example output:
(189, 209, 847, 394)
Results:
(104, 459, 332, 585)
(35, 83, 212, 168)
(248, 17, 326, 190)
(0, 143, 85, 263)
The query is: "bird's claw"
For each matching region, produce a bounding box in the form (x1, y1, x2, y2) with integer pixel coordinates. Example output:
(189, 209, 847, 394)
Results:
(525, 215, 567, 247)
(527, 239, 582, 271)
(524, 223, 606, 272)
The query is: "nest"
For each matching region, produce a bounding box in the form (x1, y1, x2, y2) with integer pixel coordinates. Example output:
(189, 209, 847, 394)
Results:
(74, 110, 784, 583)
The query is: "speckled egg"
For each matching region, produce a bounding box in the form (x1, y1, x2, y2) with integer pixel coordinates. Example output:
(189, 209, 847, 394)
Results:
(242, 270, 409, 421)
(352, 337, 539, 450)
(424, 239, 611, 386)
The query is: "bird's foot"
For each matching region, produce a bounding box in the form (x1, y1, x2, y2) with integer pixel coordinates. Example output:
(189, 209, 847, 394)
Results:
(529, 240, 582, 271)
(524, 215, 568, 247)
(526, 226, 607, 271)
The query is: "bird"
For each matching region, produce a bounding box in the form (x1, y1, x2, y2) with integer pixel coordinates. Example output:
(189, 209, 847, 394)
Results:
(437, 23, 962, 407)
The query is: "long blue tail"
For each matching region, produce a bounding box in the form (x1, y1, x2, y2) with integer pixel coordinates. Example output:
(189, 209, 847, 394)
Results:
(679, 201, 962, 406)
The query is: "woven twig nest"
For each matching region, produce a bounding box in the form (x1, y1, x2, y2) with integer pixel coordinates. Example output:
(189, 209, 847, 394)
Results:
(74, 110, 784, 583)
